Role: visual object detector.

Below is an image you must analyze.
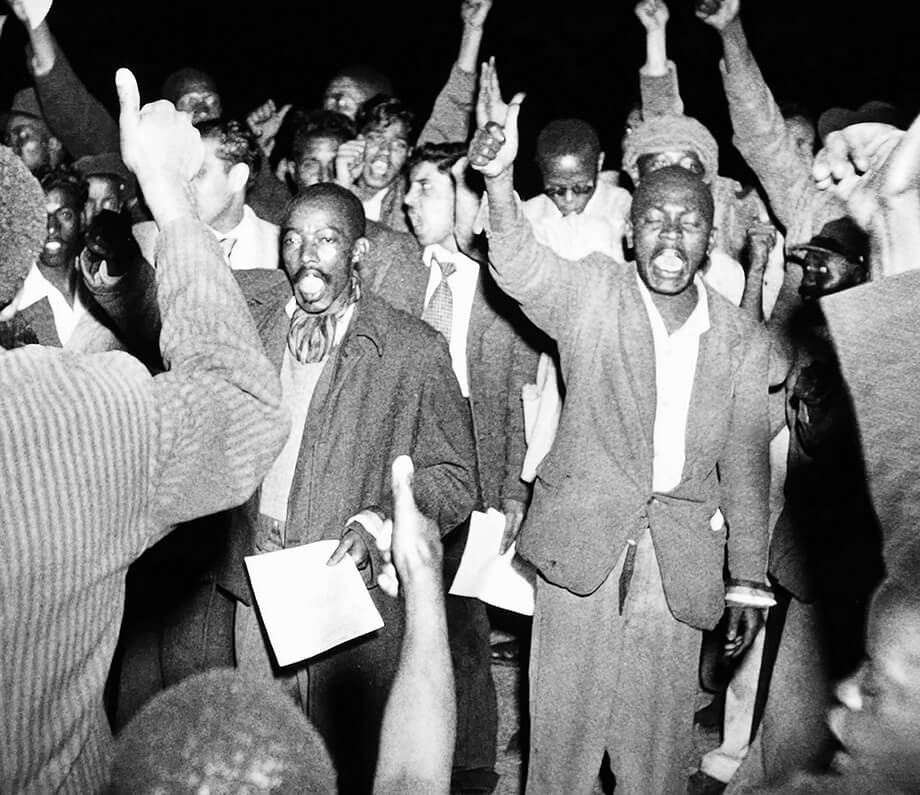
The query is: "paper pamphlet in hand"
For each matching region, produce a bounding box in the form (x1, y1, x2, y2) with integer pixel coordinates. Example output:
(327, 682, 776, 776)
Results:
(449, 509, 536, 616)
(18, 0, 52, 30)
(245, 540, 384, 667)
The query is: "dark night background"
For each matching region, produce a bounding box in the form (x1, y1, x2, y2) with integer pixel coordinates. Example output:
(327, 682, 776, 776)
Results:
(1, 0, 916, 194)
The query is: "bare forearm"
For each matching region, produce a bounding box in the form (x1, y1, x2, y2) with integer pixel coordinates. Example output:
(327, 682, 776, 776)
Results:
(457, 23, 485, 74)
(642, 27, 668, 76)
(374, 576, 454, 794)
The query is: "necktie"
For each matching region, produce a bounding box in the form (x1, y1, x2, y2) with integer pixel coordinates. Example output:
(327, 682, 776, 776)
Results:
(422, 257, 455, 342)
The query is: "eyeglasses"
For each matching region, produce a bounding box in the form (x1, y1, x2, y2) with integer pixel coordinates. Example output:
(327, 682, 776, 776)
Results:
(543, 183, 595, 198)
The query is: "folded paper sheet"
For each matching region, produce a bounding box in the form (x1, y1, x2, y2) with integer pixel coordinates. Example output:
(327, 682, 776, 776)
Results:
(19, 0, 52, 30)
(245, 540, 384, 667)
(449, 508, 536, 616)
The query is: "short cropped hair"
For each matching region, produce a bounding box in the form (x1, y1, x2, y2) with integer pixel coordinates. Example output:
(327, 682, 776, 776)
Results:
(333, 64, 394, 100)
(535, 118, 601, 166)
(291, 110, 357, 163)
(161, 67, 218, 104)
(406, 140, 467, 175)
(288, 182, 367, 240)
(356, 97, 415, 140)
(109, 669, 337, 794)
(196, 118, 261, 185)
(40, 165, 88, 208)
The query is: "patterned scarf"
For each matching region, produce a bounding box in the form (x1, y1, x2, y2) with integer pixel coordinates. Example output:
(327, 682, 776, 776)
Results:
(286, 273, 362, 364)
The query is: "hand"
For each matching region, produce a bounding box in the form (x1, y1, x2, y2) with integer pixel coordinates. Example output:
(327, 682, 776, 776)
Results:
(635, 0, 669, 33)
(80, 208, 141, 283)
(724, 604, 764, 658)
(246, 99, 293, 156)
(812, 122, 912, 225)
(469, 58, 525, 178)
(377, 456, 444, 598)
(746, 221, 777, 267)
(499, 498, 527, 555)
(5, 0, 27, 23)
(335, 138, 366, 188)
(449, 155, 483, 251)
(695, 0, 740, 30)
(461, 0, 492, 28)
(327, 526, 371, 569)
(116, 68, 203, 228)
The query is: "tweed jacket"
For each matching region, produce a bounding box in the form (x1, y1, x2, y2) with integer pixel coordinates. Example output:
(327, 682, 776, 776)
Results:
(366, 247, 538, 509)
(220, 270, 480, 604)
(487, 208, 771, 630)
(0, 219, 287, 794)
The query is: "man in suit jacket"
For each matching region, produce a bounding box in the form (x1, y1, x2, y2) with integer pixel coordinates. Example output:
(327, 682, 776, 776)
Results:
(387, 140, 538, 794)
(226, 183, 479, 794)
(469, 74, 771, 795)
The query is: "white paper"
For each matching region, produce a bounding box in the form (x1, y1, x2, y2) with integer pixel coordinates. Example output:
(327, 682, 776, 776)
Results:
(449, 509, 536, 616)
(20, 0, 51, 30)
(245, 540, 384, 667)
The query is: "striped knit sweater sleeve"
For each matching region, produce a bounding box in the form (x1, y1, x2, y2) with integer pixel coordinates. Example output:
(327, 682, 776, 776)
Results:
(0, 217, 287, 793)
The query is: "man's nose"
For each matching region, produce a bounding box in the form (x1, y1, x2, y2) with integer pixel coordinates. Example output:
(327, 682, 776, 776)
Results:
(47, 213, 60, 236)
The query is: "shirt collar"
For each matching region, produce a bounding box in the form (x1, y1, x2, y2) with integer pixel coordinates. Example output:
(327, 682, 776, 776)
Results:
(635, 271, 710, 339)
(422, 244, 478, 276)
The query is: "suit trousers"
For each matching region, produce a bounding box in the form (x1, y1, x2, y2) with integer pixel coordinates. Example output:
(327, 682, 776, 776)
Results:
(526, 528, 701, 795)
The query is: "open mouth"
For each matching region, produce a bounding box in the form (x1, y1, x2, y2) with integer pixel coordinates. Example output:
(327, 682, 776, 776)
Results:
(651, 248, 686, 276)
(296, 269, 328, 302)
(368, 159, 390, 178)
(43, 240, 63, 253)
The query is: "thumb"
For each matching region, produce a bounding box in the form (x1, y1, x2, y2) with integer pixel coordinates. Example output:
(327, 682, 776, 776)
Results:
(391, 455, 416, 524)
(115, 68, 141, 133)
(450, 155, 470, 183)
(726, 606, 741, 638)
(505, 93, 526, 136)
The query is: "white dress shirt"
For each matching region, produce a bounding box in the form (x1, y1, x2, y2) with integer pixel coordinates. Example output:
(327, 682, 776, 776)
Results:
(132, 204, 279, 271)
(522, 171, 632, 263)
(19, 264, 86, 345)
(362, 188, 389, 223)
(422, 244, 479, 397)
(635, 272, 711, 494)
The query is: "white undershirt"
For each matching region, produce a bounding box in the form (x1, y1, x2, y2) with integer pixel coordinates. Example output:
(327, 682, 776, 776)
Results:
(19, 264, 86, 345)
(422, 244, 479, 397)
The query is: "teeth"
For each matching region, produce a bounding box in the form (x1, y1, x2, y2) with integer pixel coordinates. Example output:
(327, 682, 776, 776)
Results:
(45, 241, 62, 250)
(300, 274, 325, 299)
(654, 252, 683, 273)
(369, 160, 389, 176)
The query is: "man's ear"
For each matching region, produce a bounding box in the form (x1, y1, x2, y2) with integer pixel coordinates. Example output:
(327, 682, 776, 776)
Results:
(228, 162, 250, 193)
(707, 229, 716, 256)
(597, 151, 606, 173)
(351, 236, 370, 265)
(624, 217, 634, 249)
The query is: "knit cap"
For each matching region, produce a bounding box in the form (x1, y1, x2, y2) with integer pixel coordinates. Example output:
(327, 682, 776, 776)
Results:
(622, 113, 719, 184)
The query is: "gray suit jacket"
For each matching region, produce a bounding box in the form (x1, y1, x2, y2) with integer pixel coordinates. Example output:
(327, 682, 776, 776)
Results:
(487, 209, 771, 630)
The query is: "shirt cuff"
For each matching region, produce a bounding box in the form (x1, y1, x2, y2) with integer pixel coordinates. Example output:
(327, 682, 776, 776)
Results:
(725, 580, 776, 608)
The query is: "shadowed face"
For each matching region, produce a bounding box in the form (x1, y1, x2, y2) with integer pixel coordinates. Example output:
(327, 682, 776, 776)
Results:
(828, 588, 920, 787)
(5, 114, 55, 174)
(175, 79, 222, 125)
(629, 166, 714, 296)
(40, 185, 83, 269)
(323, 76, 376, 121)
(293, 136, 340, 191)
(281, 199, 365, 314)
(796, 249, 864, 301)
(84, 174, 123, 225)
(637, 150, 705, 180)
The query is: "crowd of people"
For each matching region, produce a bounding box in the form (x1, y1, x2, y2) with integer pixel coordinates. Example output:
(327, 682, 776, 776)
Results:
(2, 0, 920, 792)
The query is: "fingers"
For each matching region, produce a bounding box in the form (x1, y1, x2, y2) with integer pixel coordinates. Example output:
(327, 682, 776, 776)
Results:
(115, 68, 141, 135)
(326, 535, 353, 566)
(505, 92, 526, 133)
(391, 454, 416, 523)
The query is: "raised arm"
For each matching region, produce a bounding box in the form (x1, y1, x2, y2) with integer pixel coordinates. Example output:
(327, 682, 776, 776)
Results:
(374, 457, 455, 795)
(417, 0, 492, 145)
(635, 0, 684, 116)
(113, 69, 288, 529)
(468, 60, 604, 337)
(8, 2, 120, 158)
(699, 0, 823, 239)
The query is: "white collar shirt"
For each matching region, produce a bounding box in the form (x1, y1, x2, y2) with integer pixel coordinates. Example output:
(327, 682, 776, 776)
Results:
(212, 205, 280, 271)
(636, 272, 711, 494)
(422, 244, 479, 397)
(19, 264, 86, 345)
(362, 188, 389, 223)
